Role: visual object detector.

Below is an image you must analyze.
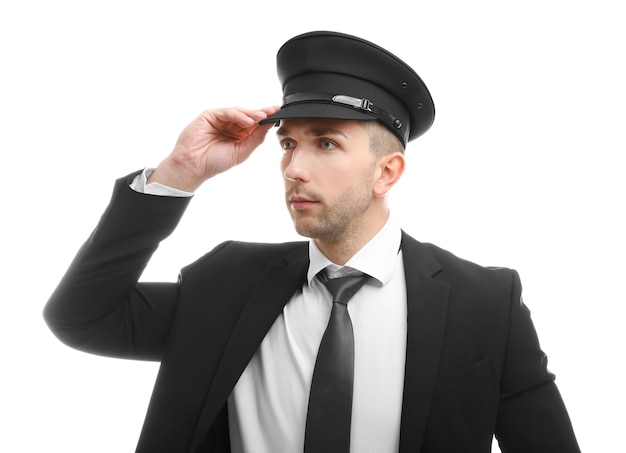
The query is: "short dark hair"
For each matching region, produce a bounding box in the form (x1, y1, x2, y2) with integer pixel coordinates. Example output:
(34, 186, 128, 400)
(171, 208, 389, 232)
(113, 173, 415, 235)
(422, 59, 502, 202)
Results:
(361, 120, 405, 157)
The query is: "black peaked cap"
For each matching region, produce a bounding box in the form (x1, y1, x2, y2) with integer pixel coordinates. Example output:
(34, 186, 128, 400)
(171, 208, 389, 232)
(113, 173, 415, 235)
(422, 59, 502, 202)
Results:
(260, 31, 435, 146)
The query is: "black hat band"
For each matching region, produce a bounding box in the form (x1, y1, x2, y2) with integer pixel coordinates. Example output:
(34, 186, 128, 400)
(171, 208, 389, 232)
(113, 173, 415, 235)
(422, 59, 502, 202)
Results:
(283, 92, 404, 133)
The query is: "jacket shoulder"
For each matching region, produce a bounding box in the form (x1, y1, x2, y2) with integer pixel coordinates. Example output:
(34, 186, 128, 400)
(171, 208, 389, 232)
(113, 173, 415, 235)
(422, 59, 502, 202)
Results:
(182, 240, 308, 277)
(402, 232, 519, 291)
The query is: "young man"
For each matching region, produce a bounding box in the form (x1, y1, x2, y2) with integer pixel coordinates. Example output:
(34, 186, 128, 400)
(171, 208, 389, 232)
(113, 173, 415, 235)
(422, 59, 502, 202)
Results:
(44, 31, 580, 452)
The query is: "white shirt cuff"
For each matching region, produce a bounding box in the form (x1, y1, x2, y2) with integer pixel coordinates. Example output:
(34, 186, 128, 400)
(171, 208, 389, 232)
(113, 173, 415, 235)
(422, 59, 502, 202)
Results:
(129, 168, 194, 198)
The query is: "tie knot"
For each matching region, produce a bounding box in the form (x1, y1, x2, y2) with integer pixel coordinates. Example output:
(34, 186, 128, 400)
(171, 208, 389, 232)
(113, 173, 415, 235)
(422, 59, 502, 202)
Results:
(318, 268, 368, 305)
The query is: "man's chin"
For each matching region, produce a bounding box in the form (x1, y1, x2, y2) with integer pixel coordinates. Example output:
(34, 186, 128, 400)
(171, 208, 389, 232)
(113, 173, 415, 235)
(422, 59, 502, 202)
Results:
(291, 219, 319, 240)
(293, 224, 313, 239)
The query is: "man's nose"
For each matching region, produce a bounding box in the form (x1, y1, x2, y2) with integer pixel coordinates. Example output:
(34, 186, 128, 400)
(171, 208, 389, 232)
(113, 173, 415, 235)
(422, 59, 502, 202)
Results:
(283, 149, 311, 182)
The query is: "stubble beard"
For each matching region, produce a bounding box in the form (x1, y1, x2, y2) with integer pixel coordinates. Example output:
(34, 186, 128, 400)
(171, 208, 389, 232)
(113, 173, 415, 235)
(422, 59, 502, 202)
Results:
(289, 177, 375, 244)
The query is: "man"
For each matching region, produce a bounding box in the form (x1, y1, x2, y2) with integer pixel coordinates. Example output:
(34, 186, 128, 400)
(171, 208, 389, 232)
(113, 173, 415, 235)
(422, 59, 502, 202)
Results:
(44, 31, 580, 452)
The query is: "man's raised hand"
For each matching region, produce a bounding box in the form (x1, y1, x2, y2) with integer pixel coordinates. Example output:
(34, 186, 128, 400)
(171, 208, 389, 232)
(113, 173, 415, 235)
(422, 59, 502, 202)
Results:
(148, 106, 280, 192)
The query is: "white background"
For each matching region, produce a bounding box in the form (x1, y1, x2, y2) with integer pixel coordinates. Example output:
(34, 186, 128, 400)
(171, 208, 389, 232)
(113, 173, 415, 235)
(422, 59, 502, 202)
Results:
(1, 1, 624, 451)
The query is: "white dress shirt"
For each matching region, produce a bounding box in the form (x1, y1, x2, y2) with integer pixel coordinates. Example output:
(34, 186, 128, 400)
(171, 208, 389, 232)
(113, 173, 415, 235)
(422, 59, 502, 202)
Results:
(131, 169, 408, 453)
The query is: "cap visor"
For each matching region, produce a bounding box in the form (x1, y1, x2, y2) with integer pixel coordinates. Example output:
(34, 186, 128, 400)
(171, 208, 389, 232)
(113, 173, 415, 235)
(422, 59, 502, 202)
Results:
(259, 102, 376, 125)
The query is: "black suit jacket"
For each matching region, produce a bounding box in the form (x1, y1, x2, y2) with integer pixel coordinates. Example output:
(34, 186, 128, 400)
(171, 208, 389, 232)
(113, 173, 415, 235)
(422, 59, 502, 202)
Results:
(44, 172, 580, 452)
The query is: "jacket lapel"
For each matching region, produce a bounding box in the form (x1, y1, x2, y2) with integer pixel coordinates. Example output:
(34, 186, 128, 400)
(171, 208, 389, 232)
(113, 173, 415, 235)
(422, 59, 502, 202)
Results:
(190, 246, 309, 451)
(398, 232, 450, 452)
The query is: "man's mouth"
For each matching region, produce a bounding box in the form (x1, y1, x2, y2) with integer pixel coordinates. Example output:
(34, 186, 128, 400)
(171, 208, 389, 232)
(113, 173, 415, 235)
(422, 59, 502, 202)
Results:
(288, 195, 318, 210)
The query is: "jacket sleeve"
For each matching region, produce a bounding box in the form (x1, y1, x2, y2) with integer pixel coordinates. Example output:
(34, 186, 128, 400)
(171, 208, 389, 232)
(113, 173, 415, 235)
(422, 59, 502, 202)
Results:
(43, 171, 192, 361)
(495, 271, 581, 452)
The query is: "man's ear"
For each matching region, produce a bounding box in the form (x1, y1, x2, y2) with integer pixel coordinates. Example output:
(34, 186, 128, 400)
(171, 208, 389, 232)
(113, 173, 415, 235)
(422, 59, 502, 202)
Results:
(373, 152, 405, 197)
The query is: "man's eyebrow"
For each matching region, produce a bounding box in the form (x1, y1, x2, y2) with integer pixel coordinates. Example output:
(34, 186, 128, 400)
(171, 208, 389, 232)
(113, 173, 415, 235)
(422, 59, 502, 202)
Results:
(276, 126, 290, 137)
(276, 127, 348, 139)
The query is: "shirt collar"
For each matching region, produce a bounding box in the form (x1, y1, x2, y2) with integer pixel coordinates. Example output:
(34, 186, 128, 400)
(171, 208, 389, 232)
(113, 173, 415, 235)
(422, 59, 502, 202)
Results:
(307, 212, 402, 287)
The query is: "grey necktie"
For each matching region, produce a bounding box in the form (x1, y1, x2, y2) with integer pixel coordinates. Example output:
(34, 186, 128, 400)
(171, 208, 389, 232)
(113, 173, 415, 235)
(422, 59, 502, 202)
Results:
(304, 267, 369, 453)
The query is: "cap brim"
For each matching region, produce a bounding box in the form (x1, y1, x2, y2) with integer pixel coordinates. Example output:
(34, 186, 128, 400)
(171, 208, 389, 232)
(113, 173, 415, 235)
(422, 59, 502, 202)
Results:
(259, 102, 376, 126)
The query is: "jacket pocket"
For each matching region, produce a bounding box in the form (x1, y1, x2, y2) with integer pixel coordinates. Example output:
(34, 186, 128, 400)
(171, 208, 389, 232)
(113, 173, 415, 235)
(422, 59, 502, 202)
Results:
(434, 358, 491, 395)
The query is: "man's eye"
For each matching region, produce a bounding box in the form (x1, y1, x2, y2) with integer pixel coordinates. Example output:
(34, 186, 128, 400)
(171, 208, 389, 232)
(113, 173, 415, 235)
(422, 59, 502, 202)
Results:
(280, 140, 295, 151)
(320, 140, 337, 150)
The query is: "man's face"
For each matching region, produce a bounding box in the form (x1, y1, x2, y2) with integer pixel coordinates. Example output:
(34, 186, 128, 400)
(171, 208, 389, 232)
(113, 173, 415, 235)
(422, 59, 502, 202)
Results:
(277, 118, 381, 244)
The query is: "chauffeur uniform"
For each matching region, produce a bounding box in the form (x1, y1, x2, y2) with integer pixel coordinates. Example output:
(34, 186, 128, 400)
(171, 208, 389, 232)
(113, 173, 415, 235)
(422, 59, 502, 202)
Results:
(44, 31, 580, 452)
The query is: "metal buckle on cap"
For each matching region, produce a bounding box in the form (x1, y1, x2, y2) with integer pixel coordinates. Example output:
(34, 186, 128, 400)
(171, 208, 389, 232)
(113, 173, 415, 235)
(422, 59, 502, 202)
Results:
(332, 95, 401, 130)
(332, 95, 372, 112)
